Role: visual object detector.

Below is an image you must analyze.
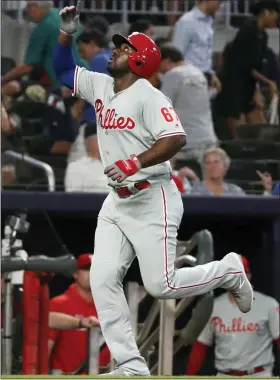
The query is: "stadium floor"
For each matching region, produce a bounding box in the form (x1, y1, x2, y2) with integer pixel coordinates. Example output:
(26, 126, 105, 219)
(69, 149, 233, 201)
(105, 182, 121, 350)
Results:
(1, 376, 278, 379)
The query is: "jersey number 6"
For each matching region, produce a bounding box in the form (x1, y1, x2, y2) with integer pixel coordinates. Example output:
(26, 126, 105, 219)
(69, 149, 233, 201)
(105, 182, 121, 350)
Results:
(161, 107, 179, 122)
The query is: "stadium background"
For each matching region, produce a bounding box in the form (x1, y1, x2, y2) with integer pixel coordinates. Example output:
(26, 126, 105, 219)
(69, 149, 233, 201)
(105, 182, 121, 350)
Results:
(1, 0, 280, 377)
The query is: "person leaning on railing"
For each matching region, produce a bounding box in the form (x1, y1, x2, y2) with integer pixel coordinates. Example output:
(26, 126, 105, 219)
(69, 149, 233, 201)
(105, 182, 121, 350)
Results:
(49, 312, 99, 330)
(48, 254, 110, 374)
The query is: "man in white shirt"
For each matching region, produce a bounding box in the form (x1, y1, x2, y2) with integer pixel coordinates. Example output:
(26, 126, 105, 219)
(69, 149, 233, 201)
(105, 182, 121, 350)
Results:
(65, 122, 108, 193)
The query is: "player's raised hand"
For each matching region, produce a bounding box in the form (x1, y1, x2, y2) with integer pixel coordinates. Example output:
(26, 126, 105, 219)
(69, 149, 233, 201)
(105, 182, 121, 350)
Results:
(104, 155, 141, 183)
(59, 0, 82, 36)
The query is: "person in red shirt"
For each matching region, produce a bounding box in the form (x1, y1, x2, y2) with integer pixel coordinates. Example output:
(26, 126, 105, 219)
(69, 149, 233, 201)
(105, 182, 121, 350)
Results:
(48, 253, 110, 374)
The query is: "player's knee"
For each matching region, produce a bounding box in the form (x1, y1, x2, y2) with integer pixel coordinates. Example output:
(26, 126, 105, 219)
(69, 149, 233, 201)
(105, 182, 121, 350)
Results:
(90, 265, 111, 293)
(90, 264, 120, 296)
(144, 277, 169, 299)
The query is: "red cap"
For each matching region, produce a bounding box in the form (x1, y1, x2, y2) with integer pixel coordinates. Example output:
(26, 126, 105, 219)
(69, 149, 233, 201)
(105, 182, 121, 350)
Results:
(76, 253, 92, 270)
(241, 256, 250, 273)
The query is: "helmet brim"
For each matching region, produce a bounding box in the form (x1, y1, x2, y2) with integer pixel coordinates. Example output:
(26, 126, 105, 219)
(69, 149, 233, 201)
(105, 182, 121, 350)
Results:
(112, 34, 137, 51)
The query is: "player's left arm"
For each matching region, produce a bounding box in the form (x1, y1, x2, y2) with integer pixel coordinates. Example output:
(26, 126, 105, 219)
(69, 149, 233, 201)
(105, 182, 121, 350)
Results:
(268, 298, 280, 351)
(104, 95, 186, 183)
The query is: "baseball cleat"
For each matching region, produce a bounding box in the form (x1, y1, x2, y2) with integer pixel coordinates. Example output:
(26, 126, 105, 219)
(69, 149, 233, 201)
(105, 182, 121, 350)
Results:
(222, 252, 254, 313)
(99, 368, 136, 376)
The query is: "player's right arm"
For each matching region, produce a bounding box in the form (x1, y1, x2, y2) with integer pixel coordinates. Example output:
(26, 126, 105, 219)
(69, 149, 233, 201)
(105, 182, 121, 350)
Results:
(53, 2, 103, 103)
(186, 318, 214, 375)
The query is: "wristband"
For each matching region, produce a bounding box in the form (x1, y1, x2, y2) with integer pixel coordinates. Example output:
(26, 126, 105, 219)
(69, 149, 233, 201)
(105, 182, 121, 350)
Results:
(78, 318, 83, 328)
(130, 154, 142, 170)
(60, 29, 74, 36)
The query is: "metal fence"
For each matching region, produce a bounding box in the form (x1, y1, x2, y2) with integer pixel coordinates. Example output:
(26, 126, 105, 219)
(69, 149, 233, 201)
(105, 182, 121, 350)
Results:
(2, 0, 254, 26)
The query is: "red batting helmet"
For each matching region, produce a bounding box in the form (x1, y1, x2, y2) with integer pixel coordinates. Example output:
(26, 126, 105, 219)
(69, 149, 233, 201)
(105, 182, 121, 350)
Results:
(112, 32, 161, 79)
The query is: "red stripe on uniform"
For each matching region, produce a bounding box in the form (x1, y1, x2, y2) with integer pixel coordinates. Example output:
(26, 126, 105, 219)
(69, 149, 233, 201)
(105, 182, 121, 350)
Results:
(159, 132, 186, 139)
(73, 66, 79, 96)
(160, 186, 242, 291)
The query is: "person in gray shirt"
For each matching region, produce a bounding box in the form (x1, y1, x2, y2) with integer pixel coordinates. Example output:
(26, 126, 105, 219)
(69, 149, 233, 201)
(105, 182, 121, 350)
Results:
(159, 44, 218, 162)
(190, 147, 246, 196)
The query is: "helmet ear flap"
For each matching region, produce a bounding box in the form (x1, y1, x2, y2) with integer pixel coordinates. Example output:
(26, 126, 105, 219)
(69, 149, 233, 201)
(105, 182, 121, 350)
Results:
(128, 52, 145, 74)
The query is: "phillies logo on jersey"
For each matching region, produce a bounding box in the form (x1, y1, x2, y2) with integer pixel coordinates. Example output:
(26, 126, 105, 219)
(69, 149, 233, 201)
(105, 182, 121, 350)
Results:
(211, 316, 260, 334)
(95, 99, 136, 130)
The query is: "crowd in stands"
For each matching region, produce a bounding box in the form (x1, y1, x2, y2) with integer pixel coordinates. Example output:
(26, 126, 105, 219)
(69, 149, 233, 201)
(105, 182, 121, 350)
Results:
(1, 0, 280, 195)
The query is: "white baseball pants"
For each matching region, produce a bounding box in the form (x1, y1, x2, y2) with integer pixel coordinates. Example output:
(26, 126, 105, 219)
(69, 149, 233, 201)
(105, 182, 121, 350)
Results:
(90, 179, 243, 375)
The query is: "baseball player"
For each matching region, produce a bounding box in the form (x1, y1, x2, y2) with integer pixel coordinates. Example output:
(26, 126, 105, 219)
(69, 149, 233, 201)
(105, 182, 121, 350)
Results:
(187, 256, 280, 377)
(53, 1, 254, 375)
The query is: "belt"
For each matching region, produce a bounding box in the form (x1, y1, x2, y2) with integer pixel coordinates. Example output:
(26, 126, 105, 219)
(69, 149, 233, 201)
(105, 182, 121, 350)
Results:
(114, 180, 150, 198)
(222, 366, 265, 376)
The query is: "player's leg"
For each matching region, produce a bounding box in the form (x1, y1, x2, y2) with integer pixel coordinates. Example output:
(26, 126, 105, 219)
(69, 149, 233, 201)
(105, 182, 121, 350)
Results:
(120, 180, 253, 312)
(90, 196, 149, 375)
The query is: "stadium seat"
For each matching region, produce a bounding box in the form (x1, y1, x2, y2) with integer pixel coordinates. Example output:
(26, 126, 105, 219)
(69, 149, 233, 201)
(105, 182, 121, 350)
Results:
(221, 140, 280, 160)
(233, 180, 266, 195)
(236, 123, 280, 141)
(226, 159, 280, 182)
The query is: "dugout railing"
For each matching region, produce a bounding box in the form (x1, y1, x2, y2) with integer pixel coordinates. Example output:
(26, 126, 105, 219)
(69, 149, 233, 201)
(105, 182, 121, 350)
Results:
(3, 151, 56, 192)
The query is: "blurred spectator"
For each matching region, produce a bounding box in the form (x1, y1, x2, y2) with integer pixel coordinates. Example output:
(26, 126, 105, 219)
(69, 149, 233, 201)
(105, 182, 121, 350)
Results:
(48, 254, 110, 374)
(272, 181, 280, 196)
(84, 15, 109, 35)
(187, 256, 280, 377)
(2, 0, 85, 90)
(65, 126, 108, 193)
(215, 0, 279, 138)
(128, 18, 155, 39)
(2, 81, 21, 97)
(170, 157, 198, 194)
(2, 165, 17, 186)
(190, 148, 245, 196)
(1, 101, 21, 157)
(72, 30, 112, 123)
(261, 46, 280, 98)
(155, 37, 170, 48)
(8, 83, 78, 156)
(172, 0, 221, 92)
(159, 45, 217, 162)
(1, 102, 14, 135)
(77, 30, 111, 67)
(257, 171, 280, 196)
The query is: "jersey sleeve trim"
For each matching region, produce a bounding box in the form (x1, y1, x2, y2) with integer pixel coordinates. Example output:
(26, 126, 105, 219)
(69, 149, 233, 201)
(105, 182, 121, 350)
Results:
(72, 66, 79, 96)
(158, 131, 187, 139)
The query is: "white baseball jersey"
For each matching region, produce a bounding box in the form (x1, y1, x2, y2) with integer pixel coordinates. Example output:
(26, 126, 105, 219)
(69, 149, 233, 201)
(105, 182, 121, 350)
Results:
(198, 291, 280, 372)
(73, 66, 186, 186)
